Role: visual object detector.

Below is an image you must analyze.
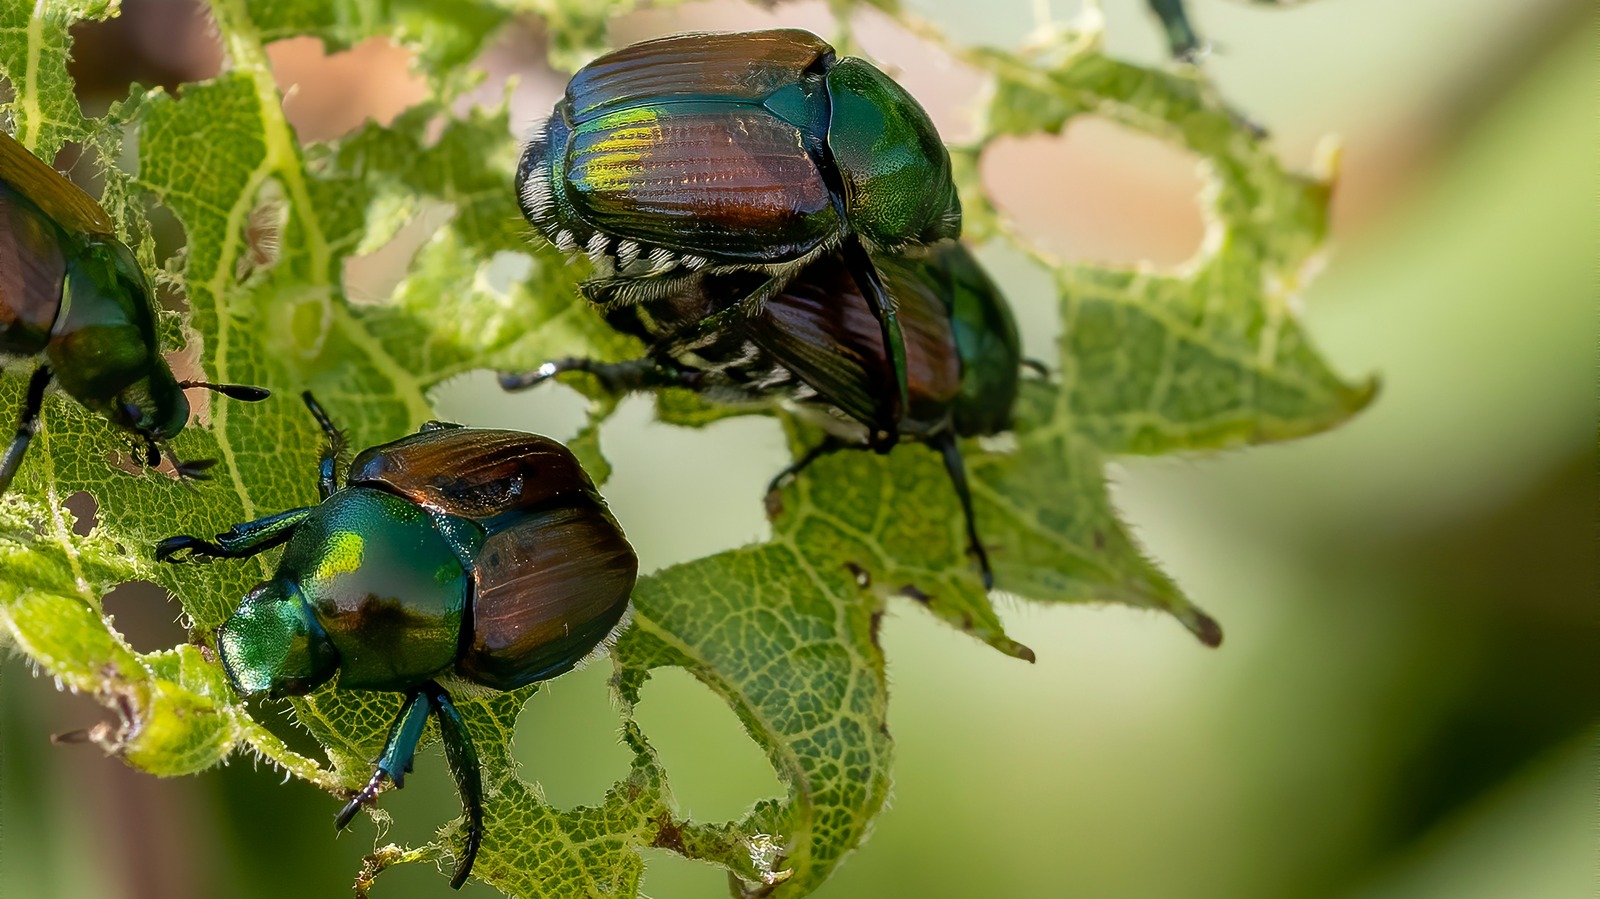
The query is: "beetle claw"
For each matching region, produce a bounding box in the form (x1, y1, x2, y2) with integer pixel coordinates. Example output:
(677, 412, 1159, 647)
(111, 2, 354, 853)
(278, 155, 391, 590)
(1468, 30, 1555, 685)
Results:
(335, 768, 389, 830)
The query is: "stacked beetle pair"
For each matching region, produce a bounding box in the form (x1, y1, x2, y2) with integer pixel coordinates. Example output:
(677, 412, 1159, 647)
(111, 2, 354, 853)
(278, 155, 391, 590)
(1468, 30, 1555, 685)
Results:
(507, 29, 1021, 588)
(3, 29, 1024, 890)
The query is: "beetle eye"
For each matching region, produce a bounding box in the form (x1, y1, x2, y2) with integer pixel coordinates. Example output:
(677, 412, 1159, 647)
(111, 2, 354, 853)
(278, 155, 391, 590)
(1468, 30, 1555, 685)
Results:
(118, 401, 144, 429)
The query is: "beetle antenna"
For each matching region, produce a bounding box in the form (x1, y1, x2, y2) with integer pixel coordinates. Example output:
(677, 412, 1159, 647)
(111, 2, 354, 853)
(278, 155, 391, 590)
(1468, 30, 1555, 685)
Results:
(164, 445, 217, 489)
(180, 381, 271, 402)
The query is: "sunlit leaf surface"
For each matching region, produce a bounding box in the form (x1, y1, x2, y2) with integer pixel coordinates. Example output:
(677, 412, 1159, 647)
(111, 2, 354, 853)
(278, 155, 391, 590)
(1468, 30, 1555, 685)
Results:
(0, 1, 1368, 895)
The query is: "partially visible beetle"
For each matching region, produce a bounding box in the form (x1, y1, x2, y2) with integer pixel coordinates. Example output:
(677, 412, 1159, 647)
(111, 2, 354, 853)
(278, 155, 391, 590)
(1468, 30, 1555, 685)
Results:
(157, 394, 637, 889)
(0, 128, 268, 494)
(517, 29, 963, 450)
(502, 241, 1022, 589)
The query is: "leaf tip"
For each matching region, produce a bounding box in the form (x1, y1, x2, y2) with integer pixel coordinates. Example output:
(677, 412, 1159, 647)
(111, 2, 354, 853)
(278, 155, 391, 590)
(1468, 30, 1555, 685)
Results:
(1189, 610, 1224, 648)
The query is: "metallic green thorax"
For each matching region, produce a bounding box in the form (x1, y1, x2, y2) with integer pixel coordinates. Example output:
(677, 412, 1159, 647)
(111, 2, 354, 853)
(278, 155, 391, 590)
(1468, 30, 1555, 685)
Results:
(219, 488, 476, 695)
(824, 58, 960, 251)
(48, 237, 188, 440)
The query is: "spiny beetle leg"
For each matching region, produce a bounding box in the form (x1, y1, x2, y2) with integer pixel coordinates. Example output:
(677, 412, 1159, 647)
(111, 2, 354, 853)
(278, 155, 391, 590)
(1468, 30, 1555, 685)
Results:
(500, 356, 693, 394)
(840, 234, 906, 452)
(155, 506, 313, 562)
(0, 366, 53, 495)
(765, 436, 849, 500)
(335, 688, 433, 830)
(426, 682, 483, 890)
(932, 433, 993, 590)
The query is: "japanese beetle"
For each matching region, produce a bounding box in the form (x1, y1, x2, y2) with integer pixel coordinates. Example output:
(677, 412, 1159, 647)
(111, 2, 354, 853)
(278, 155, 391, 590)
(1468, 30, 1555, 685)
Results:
(156, 394, 637, 889)
(517, 29, 963, 449)
(0, 129, 268, 494)
(502, 241, 1021, 589)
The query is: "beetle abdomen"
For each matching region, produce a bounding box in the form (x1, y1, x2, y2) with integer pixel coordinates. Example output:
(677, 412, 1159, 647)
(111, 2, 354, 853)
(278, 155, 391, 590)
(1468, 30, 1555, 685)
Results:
(458, 502, 636, 691)
(0, 182, 66, 354)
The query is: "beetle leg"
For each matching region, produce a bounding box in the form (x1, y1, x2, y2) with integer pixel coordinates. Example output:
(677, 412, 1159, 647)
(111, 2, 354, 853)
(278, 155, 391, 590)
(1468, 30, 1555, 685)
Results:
(425, 682, 483, 889)
(931, 433, 993, 590)
(839, 236, 906, 453)
(1146, 0, 1207, 62)
(0, 366, 53, 495)
(300, 391, 345, 499)
(335, 688, 434, 831)
(763, 436, 852, 519)
(499, 356, 695, 394)
(155, 506, 313, 562)
(1022, 358, 1052, 378)
(166, 450, 217, 491)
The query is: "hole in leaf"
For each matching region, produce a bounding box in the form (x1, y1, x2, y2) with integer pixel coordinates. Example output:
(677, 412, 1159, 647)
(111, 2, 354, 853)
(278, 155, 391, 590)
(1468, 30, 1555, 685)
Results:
(510, 659, 632, 810)
(341, 200, 455, 304)
(68, 0, 222, 110)
(982, 116, 1208, 269)
(450, 18, 566, 135)
(600, 397, 785, 572)
(266, 36, 429, 143)
(100, 580, 186, 654)
(142, 201, 189, 280)
(632, 667, 784, 822)
(431, 369, 591, 443)
(63, 490, 97, 536)
(638, 847, 734, 899)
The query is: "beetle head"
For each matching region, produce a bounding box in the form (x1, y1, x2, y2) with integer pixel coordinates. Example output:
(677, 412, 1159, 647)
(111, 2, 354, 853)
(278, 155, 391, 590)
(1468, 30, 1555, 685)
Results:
(108, 367, 191, 443)
(218, 580, 339, 699)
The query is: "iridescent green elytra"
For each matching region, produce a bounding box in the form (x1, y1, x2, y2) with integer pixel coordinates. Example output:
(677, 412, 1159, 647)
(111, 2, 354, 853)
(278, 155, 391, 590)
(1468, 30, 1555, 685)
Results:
(517, 29, 964, 451)
(158, 394, 637, 890)
(0, 129, 267, 494)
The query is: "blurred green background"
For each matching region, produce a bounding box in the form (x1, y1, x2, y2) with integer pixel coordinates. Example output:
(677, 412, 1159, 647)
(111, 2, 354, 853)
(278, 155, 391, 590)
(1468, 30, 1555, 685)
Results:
(2, 0, 1592, 896)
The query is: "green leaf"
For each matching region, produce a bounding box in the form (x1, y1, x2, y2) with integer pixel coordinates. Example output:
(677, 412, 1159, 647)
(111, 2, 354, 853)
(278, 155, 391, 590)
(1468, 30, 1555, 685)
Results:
(0, 3, 1370, 897)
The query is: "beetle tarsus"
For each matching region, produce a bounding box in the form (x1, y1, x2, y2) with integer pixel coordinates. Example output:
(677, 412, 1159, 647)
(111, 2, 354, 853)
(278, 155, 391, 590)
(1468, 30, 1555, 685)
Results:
(155, 535, 224, 562)
(155, 507, 313, 562)
(501, 357, 691, 395)
(932, 433, 993, 590)
(765, 437, 848, 510)
(335, 768, 388, 831)
(0, 365, 53, 495)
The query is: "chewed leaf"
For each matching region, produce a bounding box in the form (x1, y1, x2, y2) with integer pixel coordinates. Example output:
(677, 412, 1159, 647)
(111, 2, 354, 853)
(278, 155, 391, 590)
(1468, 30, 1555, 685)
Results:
(0, 2, 1369, 898)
